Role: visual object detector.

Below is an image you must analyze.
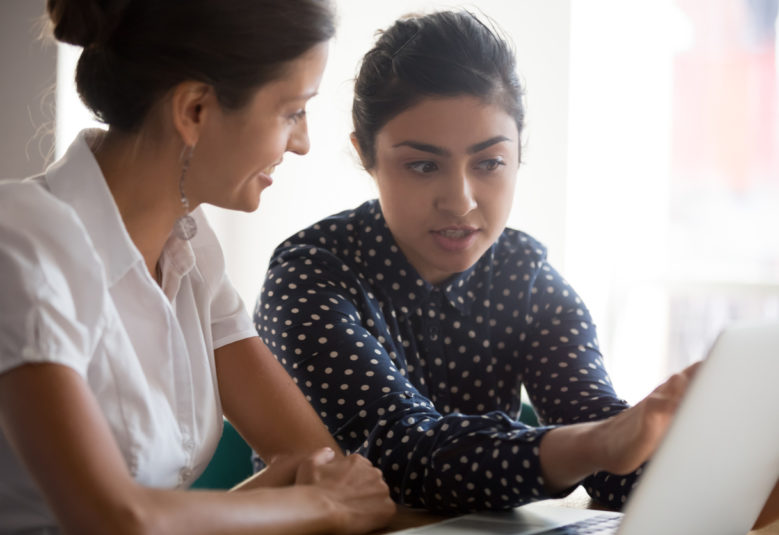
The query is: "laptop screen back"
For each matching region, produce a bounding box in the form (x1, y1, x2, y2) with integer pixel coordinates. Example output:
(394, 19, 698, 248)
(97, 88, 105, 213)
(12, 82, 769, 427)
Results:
(618, 322, 779, 535)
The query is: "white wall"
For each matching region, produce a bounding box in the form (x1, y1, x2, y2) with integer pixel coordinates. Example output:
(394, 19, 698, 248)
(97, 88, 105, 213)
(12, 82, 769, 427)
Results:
(566, 0, 682, 398)
(0, 0, 57, 180)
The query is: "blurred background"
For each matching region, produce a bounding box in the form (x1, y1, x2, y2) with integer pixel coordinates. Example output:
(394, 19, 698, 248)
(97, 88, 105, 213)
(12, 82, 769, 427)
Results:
(2, 0, 778, 404)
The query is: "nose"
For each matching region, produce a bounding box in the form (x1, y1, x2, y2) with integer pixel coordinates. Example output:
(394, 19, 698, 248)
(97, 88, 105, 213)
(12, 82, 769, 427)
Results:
(287, 118, 310, 155)
(435, 171, 477, 217)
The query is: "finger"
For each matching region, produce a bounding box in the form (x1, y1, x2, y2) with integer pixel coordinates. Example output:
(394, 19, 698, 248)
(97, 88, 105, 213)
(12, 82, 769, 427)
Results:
(309, 447, 336, 466)
(653, 364, 695, 401)
(295, 448, 336, 485)
(267, 453, 285, 465)
(680, 360, 702, 380)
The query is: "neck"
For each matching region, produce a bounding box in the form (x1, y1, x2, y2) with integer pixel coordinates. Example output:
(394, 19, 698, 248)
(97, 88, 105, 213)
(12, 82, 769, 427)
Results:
(91, 129, 184, 279)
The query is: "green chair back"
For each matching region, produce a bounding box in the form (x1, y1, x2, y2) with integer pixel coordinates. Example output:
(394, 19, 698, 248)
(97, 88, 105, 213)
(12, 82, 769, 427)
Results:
(191, 420, 253, 490)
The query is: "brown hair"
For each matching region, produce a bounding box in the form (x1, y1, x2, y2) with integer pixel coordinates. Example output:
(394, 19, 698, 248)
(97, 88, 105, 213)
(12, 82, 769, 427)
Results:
(352, 11, 524, 170)
(47, 0, 336, 131)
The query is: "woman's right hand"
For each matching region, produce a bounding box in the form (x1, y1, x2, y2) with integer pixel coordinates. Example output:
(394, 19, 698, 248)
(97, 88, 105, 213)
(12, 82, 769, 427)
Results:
(295, 448, 396, 534)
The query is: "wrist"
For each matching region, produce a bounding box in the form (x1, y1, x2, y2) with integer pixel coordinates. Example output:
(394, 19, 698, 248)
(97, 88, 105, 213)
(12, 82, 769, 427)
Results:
(303, 485, 347, 534)
(582, 417, 612, 471)
(539, 421, 604, 493)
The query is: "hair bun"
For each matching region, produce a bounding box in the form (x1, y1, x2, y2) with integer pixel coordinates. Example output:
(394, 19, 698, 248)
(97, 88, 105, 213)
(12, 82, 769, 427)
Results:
(46, 0, 128, 47)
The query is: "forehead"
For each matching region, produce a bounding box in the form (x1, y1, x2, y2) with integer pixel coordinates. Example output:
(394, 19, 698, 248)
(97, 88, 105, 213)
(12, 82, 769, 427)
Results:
(376, 96, 519, 153)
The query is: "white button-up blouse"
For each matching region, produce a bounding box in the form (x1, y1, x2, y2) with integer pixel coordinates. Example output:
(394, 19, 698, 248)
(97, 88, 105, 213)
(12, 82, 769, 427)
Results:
(0, 130, 256, 531)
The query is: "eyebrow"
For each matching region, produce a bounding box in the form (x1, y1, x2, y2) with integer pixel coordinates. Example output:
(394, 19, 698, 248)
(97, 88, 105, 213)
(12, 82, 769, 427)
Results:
(392, 135, 512, 156)
(280, 89, 319, 105)
(467, 136, 512, 154)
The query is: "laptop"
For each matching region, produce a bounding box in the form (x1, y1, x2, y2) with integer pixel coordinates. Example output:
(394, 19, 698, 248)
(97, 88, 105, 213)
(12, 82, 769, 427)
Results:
(389, 321, 779, 534)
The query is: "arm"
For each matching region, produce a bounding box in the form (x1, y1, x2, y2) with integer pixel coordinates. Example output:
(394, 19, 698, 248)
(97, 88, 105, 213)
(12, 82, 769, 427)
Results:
(0, 363, 393, 534)
(214, 336, 342, 489)
(516, 260, 644, 506)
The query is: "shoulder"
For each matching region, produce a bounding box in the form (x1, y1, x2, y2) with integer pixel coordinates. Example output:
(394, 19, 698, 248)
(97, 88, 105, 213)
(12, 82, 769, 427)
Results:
(0, 179, 101, 268)
(0, 180, 106, 373)
(494, 227, 548, 266)
(270, 201, 374, 269)
(1, 177, 68, 219)
(278, 201, 372, 248)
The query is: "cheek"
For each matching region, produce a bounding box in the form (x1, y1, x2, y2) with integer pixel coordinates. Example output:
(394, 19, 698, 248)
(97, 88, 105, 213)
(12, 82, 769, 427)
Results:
(481, 179, 516, 224)
(243, 117, 286, 157)
(496, 177, 516, 207)
(383, 182, 428, 224)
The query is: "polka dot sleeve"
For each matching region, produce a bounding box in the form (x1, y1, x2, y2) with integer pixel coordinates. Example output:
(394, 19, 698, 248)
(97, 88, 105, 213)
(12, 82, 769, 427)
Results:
(518, 260, 640, 508)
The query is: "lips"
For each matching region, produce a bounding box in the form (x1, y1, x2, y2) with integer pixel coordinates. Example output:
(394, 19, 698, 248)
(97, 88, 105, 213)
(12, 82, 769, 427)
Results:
(438, 228, 474, 239)
(256, 161, 282, 187)
(256, 171, 274, 187)
(431, 225, 480, 251)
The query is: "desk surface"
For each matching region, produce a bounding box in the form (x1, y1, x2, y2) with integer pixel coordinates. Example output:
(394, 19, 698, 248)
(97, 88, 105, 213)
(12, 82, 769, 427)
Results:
(378, 486, 779, 534)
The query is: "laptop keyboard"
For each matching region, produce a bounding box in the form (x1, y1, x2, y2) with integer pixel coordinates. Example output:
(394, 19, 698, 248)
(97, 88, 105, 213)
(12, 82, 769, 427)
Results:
(533, 513, 621, 534)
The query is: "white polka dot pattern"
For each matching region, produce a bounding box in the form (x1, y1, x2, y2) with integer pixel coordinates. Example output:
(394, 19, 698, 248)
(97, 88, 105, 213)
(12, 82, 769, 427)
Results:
(254, 200, 638, 512)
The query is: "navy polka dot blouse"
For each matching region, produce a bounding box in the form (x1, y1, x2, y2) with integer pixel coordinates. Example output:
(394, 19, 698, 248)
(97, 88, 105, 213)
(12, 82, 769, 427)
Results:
(254, 200, 641, 512)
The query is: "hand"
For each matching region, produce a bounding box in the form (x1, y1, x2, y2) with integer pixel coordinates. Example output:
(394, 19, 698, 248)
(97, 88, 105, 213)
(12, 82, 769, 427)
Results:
(595, 361, 701, 475)
(236, 451, 317, 489)
(295, 449, 396, 534)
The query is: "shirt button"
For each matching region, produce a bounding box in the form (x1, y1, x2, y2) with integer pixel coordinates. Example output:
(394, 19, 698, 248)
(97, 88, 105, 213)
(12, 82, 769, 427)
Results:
(428, 326, 439, 339)
(184, 439, 195, 451)
(180, 468, 192, 481)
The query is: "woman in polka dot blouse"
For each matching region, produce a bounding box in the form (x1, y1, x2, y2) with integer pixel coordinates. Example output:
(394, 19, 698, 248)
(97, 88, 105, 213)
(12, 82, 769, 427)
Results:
(255, 10, 698, 513)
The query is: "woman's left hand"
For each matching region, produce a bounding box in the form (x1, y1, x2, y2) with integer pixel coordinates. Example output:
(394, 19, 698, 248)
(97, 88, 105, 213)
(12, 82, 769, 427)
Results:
(594, 360, 701, 475)
(539, 361, 701, 493)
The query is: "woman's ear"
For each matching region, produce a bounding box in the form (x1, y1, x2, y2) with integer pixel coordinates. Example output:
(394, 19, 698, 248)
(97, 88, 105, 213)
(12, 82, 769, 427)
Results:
(170, 81, 213, 147)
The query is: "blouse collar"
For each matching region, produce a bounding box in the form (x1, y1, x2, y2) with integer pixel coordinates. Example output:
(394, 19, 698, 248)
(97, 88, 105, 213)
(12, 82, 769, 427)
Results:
(44, 129, 195, 289)
(358, 200, 493, 317)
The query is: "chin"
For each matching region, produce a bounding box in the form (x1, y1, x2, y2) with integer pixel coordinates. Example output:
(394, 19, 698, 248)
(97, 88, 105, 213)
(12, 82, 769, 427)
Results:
(234, 189, 263, 213)
(243, 198, 261, 213)
(445, 253, 483, 272)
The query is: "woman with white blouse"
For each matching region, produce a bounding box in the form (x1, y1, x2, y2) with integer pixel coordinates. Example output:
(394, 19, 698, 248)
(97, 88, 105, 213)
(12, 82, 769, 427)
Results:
(0, 1, 394, 533)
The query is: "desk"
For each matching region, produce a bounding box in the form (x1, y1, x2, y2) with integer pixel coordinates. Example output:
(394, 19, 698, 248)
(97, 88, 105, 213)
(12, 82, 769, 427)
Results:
(378, 486, 779, 534)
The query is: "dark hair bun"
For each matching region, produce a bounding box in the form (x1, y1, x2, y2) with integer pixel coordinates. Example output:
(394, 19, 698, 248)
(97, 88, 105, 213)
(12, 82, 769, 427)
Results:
(46, 0, 128, 47)
(45, 0, 335, 132)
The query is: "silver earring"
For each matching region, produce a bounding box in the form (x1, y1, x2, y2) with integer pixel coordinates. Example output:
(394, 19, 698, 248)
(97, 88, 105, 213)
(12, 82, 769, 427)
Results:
(173, 145, 197, 240)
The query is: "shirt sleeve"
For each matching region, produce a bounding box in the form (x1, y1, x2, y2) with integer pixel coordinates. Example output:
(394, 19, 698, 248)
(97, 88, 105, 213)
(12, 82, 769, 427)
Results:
(189, 209, 256, 349)
(519, 259, 641, 508)
(0, 183, 104, 377)
(257, 244, 559, 513)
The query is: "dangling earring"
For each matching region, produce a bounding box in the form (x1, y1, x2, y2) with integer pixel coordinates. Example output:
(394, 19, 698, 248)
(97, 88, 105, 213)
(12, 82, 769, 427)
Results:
(173, 144, 198, 240)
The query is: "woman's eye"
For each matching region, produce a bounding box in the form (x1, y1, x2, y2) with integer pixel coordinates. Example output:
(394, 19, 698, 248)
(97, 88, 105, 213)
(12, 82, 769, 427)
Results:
(288, 109, 306, 123)
(405, 161, 438, 174)
(476, 158, 506, 171)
